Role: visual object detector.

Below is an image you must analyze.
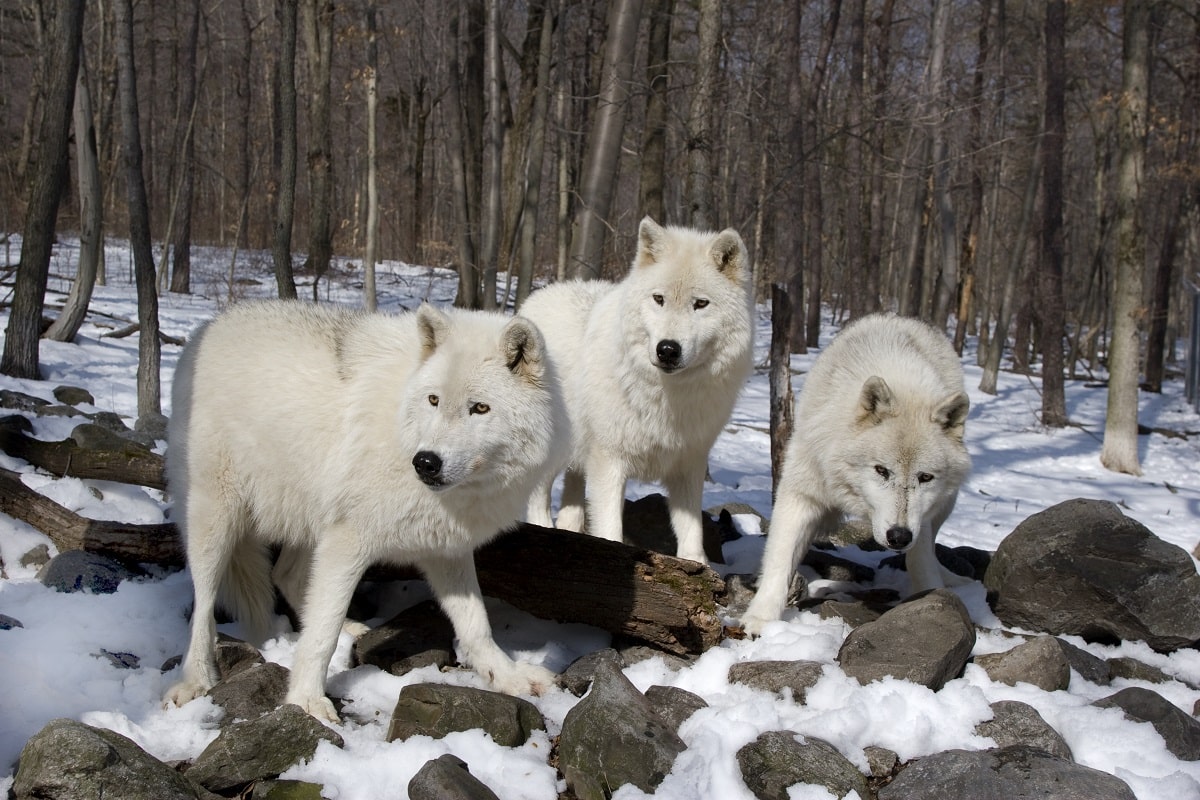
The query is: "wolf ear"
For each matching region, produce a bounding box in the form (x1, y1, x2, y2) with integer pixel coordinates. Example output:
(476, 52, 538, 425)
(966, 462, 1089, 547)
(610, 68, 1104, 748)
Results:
(857, 376, 896, 424)
(634, 216, 667, 268)
(710, 229, 748, 281)
(933, 391, 970, 436)
(416, 304, 451, 361)
(501, 316, 546, 383)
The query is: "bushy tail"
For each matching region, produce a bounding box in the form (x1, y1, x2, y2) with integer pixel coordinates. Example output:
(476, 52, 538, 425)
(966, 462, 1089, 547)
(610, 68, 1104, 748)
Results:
(217, 539, 276, 646)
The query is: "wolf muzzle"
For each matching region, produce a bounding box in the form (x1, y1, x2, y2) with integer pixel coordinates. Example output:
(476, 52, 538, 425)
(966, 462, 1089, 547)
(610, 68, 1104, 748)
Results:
(412, 451, 445, 487)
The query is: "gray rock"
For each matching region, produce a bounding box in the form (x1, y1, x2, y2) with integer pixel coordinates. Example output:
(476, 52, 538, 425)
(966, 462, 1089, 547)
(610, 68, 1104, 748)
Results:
(975, 700, 1073, 760)
(863, 745, 899, 778)
(408, 754, 501, 800)
(644, 684, 708, 731)
(352, 599, 455, 677)
(617, 643, 692, 671)
(0, 613, 23, 629)
(1056, 637, 1113, 685)
(0, 389, 50, 412)
(208, 661, 291, 723)
(735, 730, 870, 800)
(19, 543, 51, 569)
(728, 659, 825, 700)
(973, 635, 1071, 691)
(37, 550, 141, 594)
(837, 589, 975, 691)
(803, 548, 876, 583)
(54, 385, 95, 406)
(386, 683, 545, 746)
(1093, 686, 1200, 760)
(1107, 656, 1175, 685)
(11, 717, 216, 800)
(560, 647, 626, 696)
(558, 659, 686, 800)
(815, 598, 886, 628)
(622, 493, 725, 563)
(251, 780, 327, 800)
(69, 421, 153, 453)
(877, 745, 1136, 799)
(186, 704, 344, 793)
(984, 498, 1200, 652)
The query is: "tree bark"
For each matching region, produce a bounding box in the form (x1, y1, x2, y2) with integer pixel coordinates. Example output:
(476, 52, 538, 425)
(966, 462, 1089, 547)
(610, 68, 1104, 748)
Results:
(769, 282, 794, 498)
(0, 419, 166, 490)
(638, 0, 671, 225)
(1038, 0, 1068, 427)
(167, 1, 201, 296)
(272, 0, 300, 300)
(480, 0, 503, 310)
(686, 0, 719, 230)
(300, 0, 335, 301)
(363, 1, 379, 312)
(515, 0, 555, 309)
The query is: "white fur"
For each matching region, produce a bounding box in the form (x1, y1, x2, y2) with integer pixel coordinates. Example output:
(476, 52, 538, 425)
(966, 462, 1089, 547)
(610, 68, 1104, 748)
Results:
(519, 216, 754, 563)
(742, 313, 972, 634)
(163, 301, 566, 722)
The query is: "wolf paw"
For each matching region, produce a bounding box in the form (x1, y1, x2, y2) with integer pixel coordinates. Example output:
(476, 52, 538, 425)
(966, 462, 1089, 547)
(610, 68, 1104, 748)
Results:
(487, 661, 558, 697)
(285, 691, 340, 724)
(163, 679, 211, 710)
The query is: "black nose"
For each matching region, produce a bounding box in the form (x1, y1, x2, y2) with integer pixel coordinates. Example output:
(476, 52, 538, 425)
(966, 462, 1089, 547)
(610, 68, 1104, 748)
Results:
(656, 339, 682, 366)
(886, 526, 913, 549)
(412, 451, 443, 481)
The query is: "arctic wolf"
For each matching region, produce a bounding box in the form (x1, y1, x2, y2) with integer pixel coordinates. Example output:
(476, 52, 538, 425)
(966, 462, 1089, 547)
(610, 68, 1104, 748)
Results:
(518, 216, 754, 563)
(163, 301, 565, 722)
(741, 313, 971, 634)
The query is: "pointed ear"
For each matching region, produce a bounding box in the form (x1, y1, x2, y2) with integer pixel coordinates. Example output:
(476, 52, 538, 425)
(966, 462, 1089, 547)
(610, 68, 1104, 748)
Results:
(710, 229, 748, 281)
(634, 216, 667, 269)
(501, 316, 546, 383)
(857, 376, 896, 425)
(416, 303, 450, 361)
(933, 391, 970, 436)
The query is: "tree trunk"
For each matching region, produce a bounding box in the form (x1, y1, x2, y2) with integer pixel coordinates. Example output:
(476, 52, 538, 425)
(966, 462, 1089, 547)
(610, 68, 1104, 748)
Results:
(686, 0, 719, 230)
(1038, 0, 1068, 427)
(568, 0, 643, 280)
(447, 4, 480, 308)
(1101, 0, 1150, 476)
(638, 0, 671, 224)
(844, 0, 867, 317)
(769, 283, 793, 498)
(1144, 189, 1184, 394)
(45, 48, 102, 343)
(1, 1, 84, 379)
(928, 0, 959, 327)
(114, 0, 162, 420)
(168, 1, 200, 295)
(864, 0, 895, 315)
(480, 0, 503, 310)
(363, 1, 379, 312)
(515, 0, 555, 309)
(300, 0, 335, 301)
(272, 0, 299, 300)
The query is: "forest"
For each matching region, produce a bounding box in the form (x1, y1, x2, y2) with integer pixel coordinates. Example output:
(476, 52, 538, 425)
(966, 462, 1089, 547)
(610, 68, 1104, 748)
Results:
(1, 0, 1197, 478)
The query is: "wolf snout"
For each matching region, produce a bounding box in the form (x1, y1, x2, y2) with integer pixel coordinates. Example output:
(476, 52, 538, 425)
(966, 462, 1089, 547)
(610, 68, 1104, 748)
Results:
(412, 451, 445, 486)
(886, 526, 913, 550)
(656, 339, 683, 369)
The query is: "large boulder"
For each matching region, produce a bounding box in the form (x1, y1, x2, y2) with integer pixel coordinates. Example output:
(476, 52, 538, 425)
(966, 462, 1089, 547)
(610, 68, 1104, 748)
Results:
(984, 499, 1200, 652)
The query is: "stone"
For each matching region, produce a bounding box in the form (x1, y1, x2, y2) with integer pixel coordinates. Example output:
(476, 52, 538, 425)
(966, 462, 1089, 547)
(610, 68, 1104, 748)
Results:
(386, 683, 545, 746)
(973, 635, 1071, 691)
(644, 685, 708, 731)
(975, 700, 1073, 760)
(37, 550, 141, 594)
(208, 662, 291, 724)
(408, 754, 502, 800)
(736, 730, 870, 800)
(1093, 686, 1200, 761)
(352, 599, 456, 677)
(727, 659, 825, 700)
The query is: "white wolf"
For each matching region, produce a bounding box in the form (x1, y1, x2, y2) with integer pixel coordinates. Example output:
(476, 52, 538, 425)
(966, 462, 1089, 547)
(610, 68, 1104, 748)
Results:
(163, 301, 565, 722)
(741, 313, 971, 634)
(518, 216, 754, 563)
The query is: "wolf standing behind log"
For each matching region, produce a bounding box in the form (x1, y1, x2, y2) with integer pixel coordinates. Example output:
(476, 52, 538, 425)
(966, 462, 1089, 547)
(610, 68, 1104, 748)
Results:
(518, 216, 755, 563)
(163, 301, 567, 722)
(741, 313, 972, 634)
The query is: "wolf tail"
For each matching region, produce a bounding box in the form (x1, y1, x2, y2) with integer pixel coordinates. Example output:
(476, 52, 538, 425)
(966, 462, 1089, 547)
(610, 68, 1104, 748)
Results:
(217, 539, 276, 646)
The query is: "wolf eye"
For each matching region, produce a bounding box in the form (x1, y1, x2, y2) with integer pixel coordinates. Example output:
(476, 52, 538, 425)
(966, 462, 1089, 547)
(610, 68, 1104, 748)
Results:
(917, 472, 935, 484)
(652, 293, 664, 306)
(874, 465, 890, 480)
(428, 395, 439, 407)
(470, 402, 490, 415)
(693, 298, 709, 310)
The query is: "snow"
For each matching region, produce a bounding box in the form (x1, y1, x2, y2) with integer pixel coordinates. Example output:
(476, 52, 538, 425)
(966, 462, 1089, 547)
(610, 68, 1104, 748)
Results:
(2, 236, 1199, 799)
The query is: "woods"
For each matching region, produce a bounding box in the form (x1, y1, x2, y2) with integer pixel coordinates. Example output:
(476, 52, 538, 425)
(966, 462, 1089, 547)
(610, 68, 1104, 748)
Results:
(1, 0, 1198, 476)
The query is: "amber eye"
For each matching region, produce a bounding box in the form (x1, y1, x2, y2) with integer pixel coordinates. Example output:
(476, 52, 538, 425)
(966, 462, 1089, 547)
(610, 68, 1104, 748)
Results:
(917, 472, 934, 484)
(874, 465, 890, 480)
(470, 402, 490, 415)
(652, 293, 664, 306)
(428, 395, 439, 407)
(693, 298, 709, 310)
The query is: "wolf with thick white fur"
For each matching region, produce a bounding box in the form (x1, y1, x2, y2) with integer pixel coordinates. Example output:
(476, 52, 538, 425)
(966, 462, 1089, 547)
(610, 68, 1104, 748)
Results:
(518, 216, 754, 563)
(163, 301, 565, 722)
(741, 313, 971, 634)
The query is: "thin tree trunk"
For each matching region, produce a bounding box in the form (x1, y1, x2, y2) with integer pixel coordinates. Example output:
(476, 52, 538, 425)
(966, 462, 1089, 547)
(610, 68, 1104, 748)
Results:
(929, 0, 959, 327)
(300, 0, 335, 301)
(515, 0, 555, 309)
(1144, 188, 1184, 394)
(1101, 0, 1151, 476)
(480, 0, 503, 309)
(845, 0, 867, 317)
(686, 0, 719, 230)
(1039, 0, 1068, 427)
(638, 0, 671, 224)
(363, 1, 379, 312)
(168, 1, 201, 295)
(769, 282, 793, 498)
(864, 0, 895, 314)
(1, 1, 84, 379)
(448, 5, 480, 308)
(272, 0, 299, 300)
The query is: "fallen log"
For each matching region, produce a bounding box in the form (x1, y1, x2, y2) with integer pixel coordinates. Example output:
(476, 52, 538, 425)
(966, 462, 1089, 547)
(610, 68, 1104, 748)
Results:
(0, 470, 727, 655)
(0, 418, 167, 490)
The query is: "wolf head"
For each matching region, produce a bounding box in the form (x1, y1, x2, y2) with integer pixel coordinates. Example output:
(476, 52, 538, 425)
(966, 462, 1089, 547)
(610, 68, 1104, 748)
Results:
(849, 375, 971, 552)
(624, 216, 753, 377)
(404, 304, 563, 494)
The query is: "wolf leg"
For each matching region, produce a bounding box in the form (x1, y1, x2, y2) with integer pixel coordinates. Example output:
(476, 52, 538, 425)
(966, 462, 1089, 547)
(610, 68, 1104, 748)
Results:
(524, 475, 556, 528)
(555, 468, 587, 532)
(741, 491, 826, 635)
(583, 455, 627, 543)
(283, 527, 368, 723)
(420, 552, 556, 696)
(665, 463, 708, 563)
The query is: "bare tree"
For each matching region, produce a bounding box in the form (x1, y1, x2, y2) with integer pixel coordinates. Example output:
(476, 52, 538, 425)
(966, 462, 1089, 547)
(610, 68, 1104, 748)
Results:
(638, 0, 672, 224)
(300, 0, 335, 300)
(168, 1, 201, 295)
(1101, 0, 1151, 476)
(514, 0, 555, 308)
(2, 1, 83, 379)
(686, 0, 719, 230)
(272, 0, 299, 300)
(480, 0, 502, 309)
(1038, 0, 1068, 427)
(363, 0, 379, 311)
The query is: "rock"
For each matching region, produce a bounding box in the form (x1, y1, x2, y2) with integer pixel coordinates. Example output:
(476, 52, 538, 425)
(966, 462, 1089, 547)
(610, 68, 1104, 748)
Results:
(0, 613, 23, 629)
(386, 683, 545, 746)
(208, 662, 291, 724)
(837, 589, 975, 691)
(69, 422, 153, 453)
(877, 745, 1136, 799)
(557, 659, 686, 800)
(1107, 656, 1175, 685)
(975, 700, 1073, 760)
(37, 550, 141, 594)
(1093, 687, 1200, 761)
(803, 548, 876, 583)
(186, 704, 344, 793)
(352, 599, 456, 676)
(408, 754, 502, 800)
(0, 390, 50, 412)
(863, 745, 899, 779)
(20, 543, 51, 569)
(250, 780, 327, 800)
(727, 659, 825, 700)
(617, 643, 693, 670)
(53, 385, 95, 406)
(814, 598, 886, 628)
(984, 498, 1200, 652)
(560, 647, 626, 696)
(644, 685, 708, 731)
(1055, 638, 1113, 685)
(735, 730, 870, 800)
(622, 493, 725, 563)
(11, 717, 216, 800)
(973, 635, 1071, 691)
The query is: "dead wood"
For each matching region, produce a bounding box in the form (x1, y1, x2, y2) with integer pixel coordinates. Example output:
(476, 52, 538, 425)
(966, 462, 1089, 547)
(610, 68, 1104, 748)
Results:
(0, 421, 166, 490)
